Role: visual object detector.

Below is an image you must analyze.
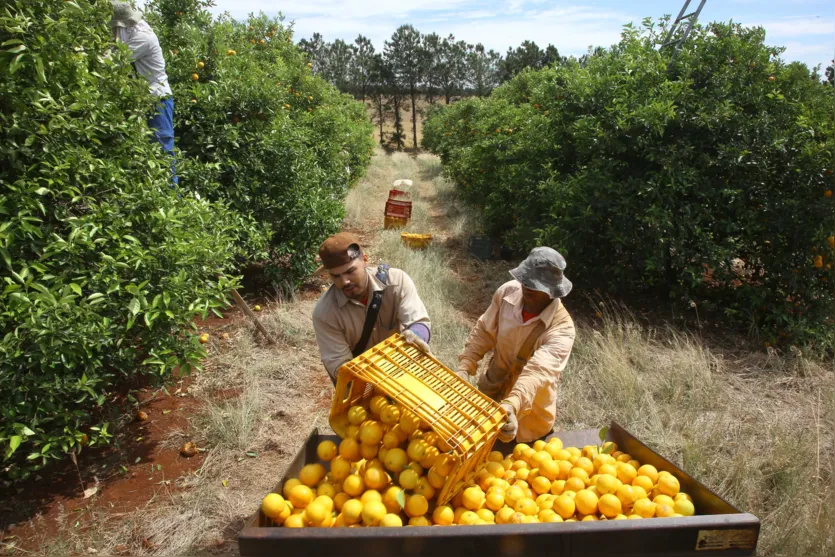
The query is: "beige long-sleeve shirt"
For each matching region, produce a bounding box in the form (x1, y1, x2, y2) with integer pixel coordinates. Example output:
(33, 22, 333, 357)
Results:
(313, 266, 431, 379)
(458, 280, 575, 442)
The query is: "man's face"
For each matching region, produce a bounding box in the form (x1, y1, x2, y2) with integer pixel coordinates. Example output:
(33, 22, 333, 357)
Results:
(328, 253, 369, 300)
(521, 285, 552, 311)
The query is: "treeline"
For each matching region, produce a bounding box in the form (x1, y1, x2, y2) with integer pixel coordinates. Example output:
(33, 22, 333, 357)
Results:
(299, 25, 564, 149)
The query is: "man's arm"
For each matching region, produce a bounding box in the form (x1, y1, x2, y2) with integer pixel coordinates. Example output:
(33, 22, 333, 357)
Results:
(394, 270, 431, 342)
(457, 286, 504, 375)
(312, 311, 353, 382)
(504, 318, 575, 417)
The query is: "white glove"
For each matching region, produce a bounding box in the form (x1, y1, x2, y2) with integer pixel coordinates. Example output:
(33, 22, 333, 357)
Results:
(498, 402, 518, 442)
(454, 363, 472, 382)
(402, 329, 432, 356)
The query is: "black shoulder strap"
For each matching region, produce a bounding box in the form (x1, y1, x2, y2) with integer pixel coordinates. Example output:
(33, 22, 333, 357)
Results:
(352, 264, 390, 357)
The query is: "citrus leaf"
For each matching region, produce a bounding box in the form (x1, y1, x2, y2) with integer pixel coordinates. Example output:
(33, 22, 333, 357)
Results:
(598, 426, 609, 443)
(9, 435, 22, 455)
(395, 489, 406, 509)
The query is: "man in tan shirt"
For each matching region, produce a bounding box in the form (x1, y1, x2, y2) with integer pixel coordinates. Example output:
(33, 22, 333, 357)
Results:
(313, 233, 431, 383)
(456, 247, 575, 443)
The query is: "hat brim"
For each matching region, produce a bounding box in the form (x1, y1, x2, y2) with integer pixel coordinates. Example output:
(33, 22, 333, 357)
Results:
(110, 12, 143, 27)
(510, 267, 573, 298)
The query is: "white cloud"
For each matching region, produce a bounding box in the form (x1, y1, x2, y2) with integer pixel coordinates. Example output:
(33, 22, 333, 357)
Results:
(750, 16, 833, 37)
(211, 0, 468, 19)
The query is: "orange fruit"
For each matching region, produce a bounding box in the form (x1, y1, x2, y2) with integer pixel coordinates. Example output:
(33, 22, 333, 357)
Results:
(339, 437, 361, 461)
(288, 484, 314, 508)
(433, 505, 454, 525)
(383, 447, 407, 473)
(485, 490, 505, 511)
(658, 475, 681, 497)
(633, 498, 656, 518)
(598, 493, 623, 518)
(404, 494, 429, 518)
(361, 501, 387, 526)
(564, 476, 586, 493)
(380, 405, 401, 425)
(359, 421, 383, 445)
(364, 467, 389, 490)
(347, 405, 367, 425)
(553, 494, 576, 519)
(342, 474, 365, 497)
(261, 493, 286, 519)
(317, 440, 337, 461)
(574, 489, 599, 516)
(532, 475, 552, 495)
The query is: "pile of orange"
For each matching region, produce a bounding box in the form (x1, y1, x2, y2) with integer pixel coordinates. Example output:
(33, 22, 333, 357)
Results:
(261, 400, 696, 528)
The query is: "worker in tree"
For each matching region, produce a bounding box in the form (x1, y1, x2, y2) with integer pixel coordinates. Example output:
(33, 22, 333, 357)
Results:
(456, 247, 575, 443)
(313, 233, 432, 385)
(109, 1, 177, 184)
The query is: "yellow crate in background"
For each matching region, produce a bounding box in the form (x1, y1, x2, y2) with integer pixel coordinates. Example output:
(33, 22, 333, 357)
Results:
(400, 232, 433, 249)
(330, 334, 506, 505)
(384, 215, 409, 229)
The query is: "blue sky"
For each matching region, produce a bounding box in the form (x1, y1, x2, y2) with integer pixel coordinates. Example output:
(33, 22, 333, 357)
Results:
(208, 0, 834, 70)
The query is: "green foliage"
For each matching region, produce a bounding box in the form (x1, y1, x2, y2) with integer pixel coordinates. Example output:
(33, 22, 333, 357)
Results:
(423, 20, 835, 348)
(0, 0, 372, 482)
(147, 3, 374, 288)
(0, 0, 242, 480)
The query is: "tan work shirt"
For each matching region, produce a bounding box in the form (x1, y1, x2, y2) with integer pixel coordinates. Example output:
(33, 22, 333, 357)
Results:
(458, 280, 575, 442)
(313, 266, 431, 380)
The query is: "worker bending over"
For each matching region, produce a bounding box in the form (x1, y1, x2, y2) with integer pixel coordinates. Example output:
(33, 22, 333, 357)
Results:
(313, 233, 431, 384)
(456, 247, 575, 443)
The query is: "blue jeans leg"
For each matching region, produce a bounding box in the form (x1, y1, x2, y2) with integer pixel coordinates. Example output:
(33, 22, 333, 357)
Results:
(148, 97, 178, 185)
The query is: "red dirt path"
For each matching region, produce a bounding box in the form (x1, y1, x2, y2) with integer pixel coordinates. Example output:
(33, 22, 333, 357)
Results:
(0, 301, 268, 554)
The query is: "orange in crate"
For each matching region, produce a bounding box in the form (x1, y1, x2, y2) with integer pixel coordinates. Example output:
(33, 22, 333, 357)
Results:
(384, 215, 409, 229)
(330, 334, 506, 505)
(401, 233, 433, 249)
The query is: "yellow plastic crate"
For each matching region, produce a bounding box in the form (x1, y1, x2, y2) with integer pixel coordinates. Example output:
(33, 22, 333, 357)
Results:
(400, 232, 433, 249)
(383, 215, 409, 229)
(329, 334, 506, 505)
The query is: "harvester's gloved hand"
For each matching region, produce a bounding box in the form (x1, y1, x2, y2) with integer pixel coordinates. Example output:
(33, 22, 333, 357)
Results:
(403, 328, 432, 356)
(498, 402, 518, 442)
(454, 363, 472, 382)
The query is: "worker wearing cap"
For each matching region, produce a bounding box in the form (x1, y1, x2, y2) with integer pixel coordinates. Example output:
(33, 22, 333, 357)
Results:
(313, 233, 432, 384)
(456, 247, 575, 443)
(109, 1, 177, 183)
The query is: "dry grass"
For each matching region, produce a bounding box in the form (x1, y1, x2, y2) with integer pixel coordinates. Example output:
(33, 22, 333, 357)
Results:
(20, 150, 835, 556)
(560, 305, 835, 555)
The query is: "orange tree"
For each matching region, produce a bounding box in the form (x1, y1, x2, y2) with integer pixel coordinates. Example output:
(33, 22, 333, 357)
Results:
(423, 20, 835, 348)
(146, 1, 374, 288)
(0, 0, 245, 480)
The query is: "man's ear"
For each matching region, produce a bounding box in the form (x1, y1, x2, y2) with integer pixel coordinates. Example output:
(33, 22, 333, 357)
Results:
(362, 253, 369, 263)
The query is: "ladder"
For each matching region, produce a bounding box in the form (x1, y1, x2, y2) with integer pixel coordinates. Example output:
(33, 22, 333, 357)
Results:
(661, 0, 707, 68)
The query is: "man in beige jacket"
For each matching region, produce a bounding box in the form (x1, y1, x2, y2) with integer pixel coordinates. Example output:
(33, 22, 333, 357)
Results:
(313, 233, 431, 384)
(456, 247, 575, 443)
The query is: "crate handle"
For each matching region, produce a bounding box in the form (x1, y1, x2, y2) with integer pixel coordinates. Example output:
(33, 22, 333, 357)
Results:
(342, 380, 353, 403)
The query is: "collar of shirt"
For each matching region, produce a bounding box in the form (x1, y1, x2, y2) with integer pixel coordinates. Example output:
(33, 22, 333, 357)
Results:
(503, 285, 562, 327)
(334, 267, 387, 308)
